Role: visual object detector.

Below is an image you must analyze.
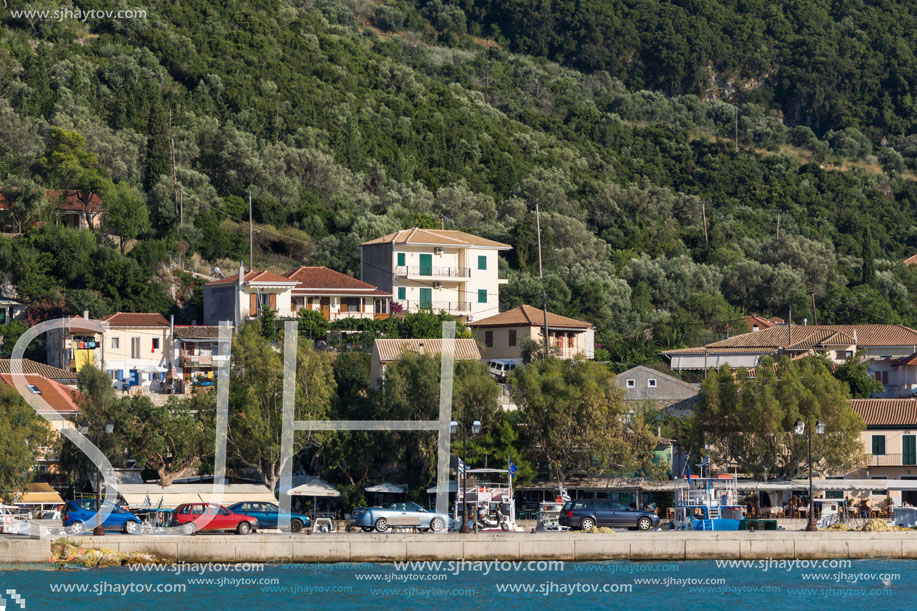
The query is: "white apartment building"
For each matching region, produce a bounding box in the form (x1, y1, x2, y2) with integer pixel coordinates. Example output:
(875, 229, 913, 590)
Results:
(359, 228, 511, 321)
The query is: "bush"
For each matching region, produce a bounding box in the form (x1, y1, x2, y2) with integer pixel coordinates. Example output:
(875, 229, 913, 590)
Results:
(370, 6, 405, 32)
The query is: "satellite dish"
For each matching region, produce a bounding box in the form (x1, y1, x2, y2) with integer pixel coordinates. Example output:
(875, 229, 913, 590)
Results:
(212, 266, 223, 278)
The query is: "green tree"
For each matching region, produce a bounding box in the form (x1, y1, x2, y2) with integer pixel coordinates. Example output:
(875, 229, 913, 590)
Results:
(833, 354, 884, 399)
(41, 127, 109, 230)
(0, 385, 47, 502)
(117, 395, 209, 486)
(228, 322, 336, 491)
(1, 176, 46, 233)
(298, 308, 329, 341)
(144, 102, 172, 192)
(102, 181, 150, 253)
(510, 357, 658, 482)
(696, 357, 865, 480)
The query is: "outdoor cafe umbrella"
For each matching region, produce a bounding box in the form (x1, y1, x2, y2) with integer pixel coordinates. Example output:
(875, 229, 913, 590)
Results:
(365, 483, 406, 494)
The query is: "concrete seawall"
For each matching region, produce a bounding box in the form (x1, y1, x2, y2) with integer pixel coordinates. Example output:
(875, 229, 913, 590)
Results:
(5, 532, 917, 563)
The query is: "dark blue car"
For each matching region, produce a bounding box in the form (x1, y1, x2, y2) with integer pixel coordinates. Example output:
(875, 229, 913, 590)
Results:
(227, 501, 311, 533)
(62, 499, 142, 535)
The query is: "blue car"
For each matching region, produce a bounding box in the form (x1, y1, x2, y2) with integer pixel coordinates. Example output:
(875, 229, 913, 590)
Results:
(227, 501, 311, 533)
(62, 500, 142, 535)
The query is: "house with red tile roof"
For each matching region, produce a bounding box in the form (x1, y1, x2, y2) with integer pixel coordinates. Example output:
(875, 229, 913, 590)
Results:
(467, 305, 594, 361)
(904, 254, 917, 266)
(0, 189, 102, 232)
(663, 323, 917, 397)
(360, 228, 511, 321)
(203, 262, 391, 326)
(847, 398, 917, 505)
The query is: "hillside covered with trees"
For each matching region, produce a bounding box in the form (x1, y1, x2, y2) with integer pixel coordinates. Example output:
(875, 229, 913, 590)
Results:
(0, 0, 916, 370)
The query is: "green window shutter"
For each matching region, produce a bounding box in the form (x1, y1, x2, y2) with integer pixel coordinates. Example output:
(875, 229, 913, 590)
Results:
(419, 288, 432, 309)
(397, 287, 405, 300)
(477, 255, 487, 270)
(872, 435, 885, 456)
(419, 254, 432, 276)
(477, 289, 487, 303)
(397, 253, 405, 267)
(904, 435, 916, 466)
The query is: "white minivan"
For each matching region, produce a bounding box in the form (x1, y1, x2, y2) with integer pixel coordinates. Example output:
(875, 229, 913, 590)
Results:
(487, 359, 520, 382)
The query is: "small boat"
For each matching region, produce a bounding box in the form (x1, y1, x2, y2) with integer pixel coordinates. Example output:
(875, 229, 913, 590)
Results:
(452, 468, 524, 532)
(671, 475, 744, 531)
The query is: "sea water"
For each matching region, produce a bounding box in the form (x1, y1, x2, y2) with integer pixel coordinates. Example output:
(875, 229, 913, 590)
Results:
(3, 559, 915, 609)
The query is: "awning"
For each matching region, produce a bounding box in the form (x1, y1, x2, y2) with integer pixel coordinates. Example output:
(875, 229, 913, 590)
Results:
(115, 483, 277, 509)
(426, 481, 458, 494)
(15, 483, 64, 505)
(365, 483, 406, 494)
(285, 479, 340, 497)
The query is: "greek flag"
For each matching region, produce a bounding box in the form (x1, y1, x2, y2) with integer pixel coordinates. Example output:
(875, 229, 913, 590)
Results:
(700, 454, 710, 467)
(143, 494, 151, 508)
(457, 458, 467, 474)
(508, 459, 518, 476)
(560, 488, 571, 502)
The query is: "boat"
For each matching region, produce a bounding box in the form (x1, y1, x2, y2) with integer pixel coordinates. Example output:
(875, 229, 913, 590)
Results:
(452, 468, 524, 532)
(671, 475, 745, 531)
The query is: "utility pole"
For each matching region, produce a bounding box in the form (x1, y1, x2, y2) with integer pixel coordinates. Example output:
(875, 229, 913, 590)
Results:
(734, 107, 739, 153)
(535, 202, 550, 359)
(248, 190, 254, 268)
(179, 186, 183, 231)
(807, 288, 818, 326)
(169, 107, 177, 218)
(701, 200, 709, 244)
(440, 213, 445, 230)
(776, 210, 781, 239)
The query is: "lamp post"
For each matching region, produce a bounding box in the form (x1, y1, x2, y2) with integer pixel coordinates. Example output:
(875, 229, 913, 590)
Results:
(795, 419, 825, 532)
(82, 420, 114, 536)
(451, 419, 481, 534)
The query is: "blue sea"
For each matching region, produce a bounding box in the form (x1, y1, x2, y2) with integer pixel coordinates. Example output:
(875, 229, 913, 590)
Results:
(3, 559, 915, 609)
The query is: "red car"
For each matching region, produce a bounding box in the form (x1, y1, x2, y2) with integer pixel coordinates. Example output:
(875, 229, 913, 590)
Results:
(171, 503, 258, 535)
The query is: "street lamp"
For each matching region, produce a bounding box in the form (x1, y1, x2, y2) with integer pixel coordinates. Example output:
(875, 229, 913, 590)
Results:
(451, 419, 481, 534)
(82, 420, 115, 536)
(795, 419, 825, 532)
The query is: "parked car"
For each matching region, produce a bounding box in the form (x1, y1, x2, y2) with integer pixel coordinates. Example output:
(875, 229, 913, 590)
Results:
(227, 501, 311, 533)
(487, 359, 519, 382)
(62, 499, 142, 535)
(559, 499, 660, 531)
(351, 502, 451, 533)
(170, 503, 257, 535)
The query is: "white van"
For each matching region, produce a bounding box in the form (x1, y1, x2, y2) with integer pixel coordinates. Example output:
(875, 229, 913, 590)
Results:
(487, 359, 520, 382)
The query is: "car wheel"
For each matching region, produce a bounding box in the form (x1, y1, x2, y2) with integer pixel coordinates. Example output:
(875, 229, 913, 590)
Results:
(637, 517, 653, 531)
(124, 521, 140, 535)
(580, 517, 595, 531)
(180, 522, 196, 536)
(68, 521, 85, 535)
(237, 521, 252, 535)
(430, 517, 445, 533)
(289, 519, 303, 533)
(361, 526, 373, 533)
(374, 517, 389, 533)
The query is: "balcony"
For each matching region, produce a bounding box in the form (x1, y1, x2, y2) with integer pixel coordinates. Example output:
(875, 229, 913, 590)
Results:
(401, 300, 471, 313)
(869, 453, 916, 466)
(180, 354, 214, 368)
(395, 265, 471, 281)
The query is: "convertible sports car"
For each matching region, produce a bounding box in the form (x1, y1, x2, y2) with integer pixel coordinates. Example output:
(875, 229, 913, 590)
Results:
(350, 502, 452, 533)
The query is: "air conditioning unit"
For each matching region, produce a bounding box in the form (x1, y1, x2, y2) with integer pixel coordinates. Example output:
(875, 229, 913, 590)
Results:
(434, 247, 444, 255)
(433, 282, 443, 289)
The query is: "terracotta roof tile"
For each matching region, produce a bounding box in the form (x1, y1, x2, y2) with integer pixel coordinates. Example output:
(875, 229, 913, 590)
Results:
(0, 359, 79, 381)
(373, 339, 481, 362)
(101, 312, 170, 327)
(362, 228, 511, 249)
(174, 326, 226, 339)
(0, 190, 102, 213)
(285, 266, 390, 296)
(468, 305, 592, 329)
(206, 269, 298, 286)
(904, 254, 917, 266)
(849, 399, 917, 427)
(703, 324, 917, 350)
(0, 373, 82, 414)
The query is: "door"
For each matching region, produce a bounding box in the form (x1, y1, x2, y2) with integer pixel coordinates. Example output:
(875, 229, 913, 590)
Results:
(608, 502, 633, 526)
(592, 500, 614, 526)
(419, 288, 432, 309)
(904, 435, 916, 466)
(129, 370, 139, 387)
(258, 503, 278, 528)
(419, 254, 433, 276)
(320, 297, 331, 320)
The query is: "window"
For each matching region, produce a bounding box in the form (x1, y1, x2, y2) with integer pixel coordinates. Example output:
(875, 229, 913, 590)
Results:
(871, 434, 886, 456)
(131, 337, 140, 359)
(837, 350, 853, 360)
(477, 289, 487, 303)
(345, 298, 360, 312)
(648, 378, 657, 388)
(111, 337, 119, 350)
(397, 252, 405, 267)
(871, 476, 888, 496)
(397, 287, 406, 300)
(477, 255, 487, 270)
(485, 331, 493, 348)
(626, 379, 636, 388)
(152, 337, 160, 351)
(508, 329, 516, 347)
(27, 384, 41, 395)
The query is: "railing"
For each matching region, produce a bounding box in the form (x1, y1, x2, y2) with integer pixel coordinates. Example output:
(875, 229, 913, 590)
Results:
(395, 265, 471, 278)
(401, 300, 471, 312)
(870, 453, 916, 466)
(180, 354, 214, 367)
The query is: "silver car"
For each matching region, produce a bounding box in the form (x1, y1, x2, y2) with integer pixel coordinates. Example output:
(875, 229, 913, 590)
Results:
(351, 502, 451, 533)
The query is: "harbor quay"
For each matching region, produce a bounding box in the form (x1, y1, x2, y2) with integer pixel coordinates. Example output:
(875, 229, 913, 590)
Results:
(5, 531, 917, 564)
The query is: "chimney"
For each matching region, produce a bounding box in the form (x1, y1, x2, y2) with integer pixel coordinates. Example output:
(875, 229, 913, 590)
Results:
(803, 318, 807, 326)
(83, 310, 89, 319)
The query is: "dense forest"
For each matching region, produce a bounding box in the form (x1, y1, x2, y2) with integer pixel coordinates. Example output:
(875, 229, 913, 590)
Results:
(0, 0, 916, 370)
